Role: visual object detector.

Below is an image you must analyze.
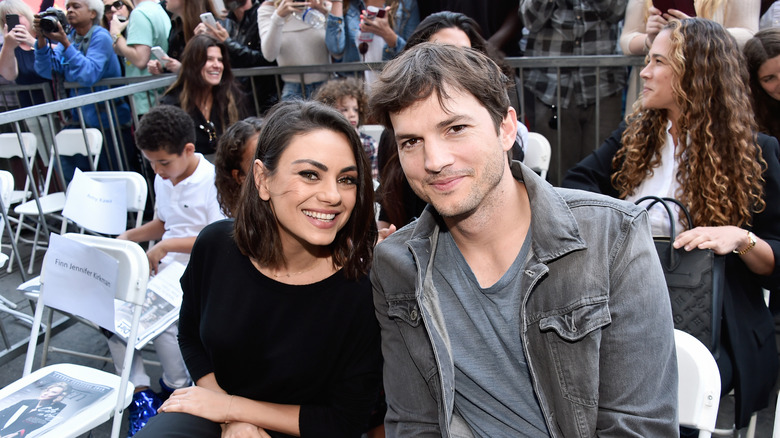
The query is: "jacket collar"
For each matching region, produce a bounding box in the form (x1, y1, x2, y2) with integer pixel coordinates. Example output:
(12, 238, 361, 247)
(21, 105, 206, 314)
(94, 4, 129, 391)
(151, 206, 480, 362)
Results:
(405, 160, 586, 266)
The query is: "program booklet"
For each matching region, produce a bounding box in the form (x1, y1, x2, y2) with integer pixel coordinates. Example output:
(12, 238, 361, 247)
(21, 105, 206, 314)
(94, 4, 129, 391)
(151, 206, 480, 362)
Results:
(0, 371, 112, 437)
(114, 261, 187, 349)
(18, 261, 187, 350)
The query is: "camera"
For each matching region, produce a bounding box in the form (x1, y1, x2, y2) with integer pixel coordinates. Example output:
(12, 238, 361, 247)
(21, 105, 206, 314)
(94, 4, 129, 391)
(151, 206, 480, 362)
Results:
(39, 7, 68, 34)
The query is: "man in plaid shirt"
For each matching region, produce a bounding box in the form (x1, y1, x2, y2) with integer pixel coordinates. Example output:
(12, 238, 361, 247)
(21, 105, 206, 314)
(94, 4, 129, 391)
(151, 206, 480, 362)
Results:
(521, 0, 627, 185)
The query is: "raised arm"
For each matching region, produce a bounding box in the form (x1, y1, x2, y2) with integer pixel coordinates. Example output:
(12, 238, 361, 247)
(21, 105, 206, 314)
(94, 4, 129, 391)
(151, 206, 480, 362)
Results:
(258, 1, 287, 62)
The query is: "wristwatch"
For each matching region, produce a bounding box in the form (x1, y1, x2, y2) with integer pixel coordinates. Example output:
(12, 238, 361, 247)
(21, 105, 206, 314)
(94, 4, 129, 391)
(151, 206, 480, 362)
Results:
(734, 231, 757, 255)
(111, 33, 121, 44)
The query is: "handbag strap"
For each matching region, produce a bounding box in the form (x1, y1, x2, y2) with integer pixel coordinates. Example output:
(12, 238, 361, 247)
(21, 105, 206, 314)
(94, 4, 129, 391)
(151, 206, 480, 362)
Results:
(634, 196, 695, 271)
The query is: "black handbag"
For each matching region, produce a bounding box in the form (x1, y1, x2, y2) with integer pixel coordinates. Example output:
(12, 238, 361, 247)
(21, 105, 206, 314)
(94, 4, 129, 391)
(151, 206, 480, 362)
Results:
(635, 196, 725, 356)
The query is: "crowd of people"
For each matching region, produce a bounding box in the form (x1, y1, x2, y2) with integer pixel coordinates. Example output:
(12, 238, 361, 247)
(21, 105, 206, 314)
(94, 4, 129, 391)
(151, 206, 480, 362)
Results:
(1, 1, 780, 437)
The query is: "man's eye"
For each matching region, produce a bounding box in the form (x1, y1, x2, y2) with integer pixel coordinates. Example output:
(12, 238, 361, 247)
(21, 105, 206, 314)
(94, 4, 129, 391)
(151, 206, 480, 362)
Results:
(450, 125, 466, 133)
(400, 138, 421, 149)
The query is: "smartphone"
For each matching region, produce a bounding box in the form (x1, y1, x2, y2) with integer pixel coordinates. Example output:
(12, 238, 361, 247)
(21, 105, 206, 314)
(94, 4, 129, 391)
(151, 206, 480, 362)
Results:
(653, 0, 696, 16)
(5, 13, 20, 30)
(151, 46, 168, 67)
(199, 12, 217, 27)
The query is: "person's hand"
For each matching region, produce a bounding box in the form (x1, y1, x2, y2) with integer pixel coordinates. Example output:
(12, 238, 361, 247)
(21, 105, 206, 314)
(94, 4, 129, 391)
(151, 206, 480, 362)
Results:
(195, 21, 229, 42)
(644, 6, 667, 47)
(116, 231, 130, 240)
(35, 18, 68, 46)
(146, 241, 168, 274)
(159, 387, 233, 423)
(377, 224, 396, 245)
(360, 8, 395, 45)
(673, 225, 747, 255)
(275, 0, 308, 18)
(110, 15, 128, 38)
(164, 57, 181, 73)
(147, 59, 163, 74)
(663, 8, 692, 21)
(309, 0, 331, 15)
(220, 421, 272, 438)
(5, 23, 36, 49)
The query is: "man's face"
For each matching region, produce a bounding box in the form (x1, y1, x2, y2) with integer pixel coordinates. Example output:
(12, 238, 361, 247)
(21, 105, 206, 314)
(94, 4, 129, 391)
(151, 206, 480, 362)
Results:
(390, 87, 516, 219)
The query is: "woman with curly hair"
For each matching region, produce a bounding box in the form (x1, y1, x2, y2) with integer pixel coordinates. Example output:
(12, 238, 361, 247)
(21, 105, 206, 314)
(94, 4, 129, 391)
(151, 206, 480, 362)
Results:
(214, 117, 263, 217)
(563, 18, 780, 429)
(161, 34, 246, 157)
(745, 28, 780, 140)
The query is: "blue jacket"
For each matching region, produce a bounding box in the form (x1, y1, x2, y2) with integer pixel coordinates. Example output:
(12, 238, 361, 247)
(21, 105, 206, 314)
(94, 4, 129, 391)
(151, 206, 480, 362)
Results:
(34, 24, 130, 128)
(372, 161, 679, 437)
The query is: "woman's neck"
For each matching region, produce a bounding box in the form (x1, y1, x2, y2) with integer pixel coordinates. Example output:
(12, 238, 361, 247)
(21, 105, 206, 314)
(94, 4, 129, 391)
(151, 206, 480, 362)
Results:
(197, 92, 214, 118)
(73, 22, 93, 36)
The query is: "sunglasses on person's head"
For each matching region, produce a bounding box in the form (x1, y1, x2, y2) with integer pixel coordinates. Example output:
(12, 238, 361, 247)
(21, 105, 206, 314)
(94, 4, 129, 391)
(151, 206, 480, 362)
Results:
(104, 1, 124, 13)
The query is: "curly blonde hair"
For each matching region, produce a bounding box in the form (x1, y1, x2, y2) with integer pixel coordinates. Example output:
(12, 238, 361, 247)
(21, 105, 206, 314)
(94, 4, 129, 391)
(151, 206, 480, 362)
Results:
(613, 18, 766, 228)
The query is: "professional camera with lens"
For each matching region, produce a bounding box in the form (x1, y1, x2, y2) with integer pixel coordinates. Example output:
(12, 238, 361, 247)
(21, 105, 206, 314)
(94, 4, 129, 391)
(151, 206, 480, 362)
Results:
(39, 7, 68, 34)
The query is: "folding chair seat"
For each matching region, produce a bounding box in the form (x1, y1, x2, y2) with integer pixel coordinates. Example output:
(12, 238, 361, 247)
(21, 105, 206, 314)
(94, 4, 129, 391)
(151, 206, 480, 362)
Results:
(12, 128, 103, 274)
(5, 233, 150, 438)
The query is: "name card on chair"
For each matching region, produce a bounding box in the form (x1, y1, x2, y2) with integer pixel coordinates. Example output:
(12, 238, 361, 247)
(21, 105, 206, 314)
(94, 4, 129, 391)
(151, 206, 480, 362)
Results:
(41, 234, 119, 331)
(62, 169, 128, 235)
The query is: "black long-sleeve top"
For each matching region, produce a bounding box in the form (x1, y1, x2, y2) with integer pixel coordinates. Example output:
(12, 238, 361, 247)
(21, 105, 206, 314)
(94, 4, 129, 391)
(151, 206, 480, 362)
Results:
(178, 220, 382, 437)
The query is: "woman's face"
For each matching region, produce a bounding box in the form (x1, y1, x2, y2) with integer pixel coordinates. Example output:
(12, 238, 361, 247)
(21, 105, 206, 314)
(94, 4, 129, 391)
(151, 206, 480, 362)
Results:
(639, 30, 680, 119)
(758, 54, 780, 102)
(39, 386, 64, 401)
(165, 0, 183, 15)
(254, 129, 358, 250)
(428, 27, 471, 48)
(103, 0, 129, 21)
(201, 46, 224, 87)
(66, 0, 97, 28)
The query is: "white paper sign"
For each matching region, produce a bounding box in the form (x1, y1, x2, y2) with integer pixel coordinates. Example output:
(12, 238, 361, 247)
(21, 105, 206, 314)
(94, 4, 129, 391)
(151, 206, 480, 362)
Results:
(62, 168, 128, 235)
(41, 234, 119, 331)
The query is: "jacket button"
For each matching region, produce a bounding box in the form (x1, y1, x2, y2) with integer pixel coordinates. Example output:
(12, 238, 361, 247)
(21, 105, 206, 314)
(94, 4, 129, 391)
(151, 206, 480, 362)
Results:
(410, 309, 418, 320)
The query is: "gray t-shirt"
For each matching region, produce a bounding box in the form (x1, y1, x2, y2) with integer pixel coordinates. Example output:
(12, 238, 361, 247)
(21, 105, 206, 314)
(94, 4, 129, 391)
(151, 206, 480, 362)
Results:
(433, 228, 549, 437)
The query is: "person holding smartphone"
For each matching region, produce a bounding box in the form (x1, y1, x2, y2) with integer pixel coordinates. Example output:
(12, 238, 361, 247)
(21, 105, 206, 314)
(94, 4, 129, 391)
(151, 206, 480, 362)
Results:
(0, 0, 48, 98)
(326, 0, 418, 63)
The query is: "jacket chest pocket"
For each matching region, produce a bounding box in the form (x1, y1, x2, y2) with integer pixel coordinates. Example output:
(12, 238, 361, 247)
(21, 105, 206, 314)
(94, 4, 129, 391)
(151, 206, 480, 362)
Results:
(387, 298, 441, 399)
(537, 299, 611, 407)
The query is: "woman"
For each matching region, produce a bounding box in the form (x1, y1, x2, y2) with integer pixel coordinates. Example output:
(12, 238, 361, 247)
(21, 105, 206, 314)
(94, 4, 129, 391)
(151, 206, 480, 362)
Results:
(214, 117, 263, 217)
(134, 100, 381, 438)
(563, 18, 780, 429)
(0, 0, 49, 105)
(257, 0, 333, 100)
(148, 0, 220, 74)
(0, 382, 69, 437)
(101, 0, 133, 30)
(160, 34, 245, 157)
(745, 28, 780, 140)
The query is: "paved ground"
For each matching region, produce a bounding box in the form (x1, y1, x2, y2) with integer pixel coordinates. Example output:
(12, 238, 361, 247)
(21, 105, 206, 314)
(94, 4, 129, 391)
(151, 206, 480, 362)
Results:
(0, 231, 776, 437)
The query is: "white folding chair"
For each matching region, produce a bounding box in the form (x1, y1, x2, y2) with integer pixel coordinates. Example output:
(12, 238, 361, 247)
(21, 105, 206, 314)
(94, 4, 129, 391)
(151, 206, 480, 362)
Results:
(676, 329, 721, 438)
(12, 233, 149, 438)
(13, 128, 103, 274)
(0, 133, 38, 207)
(84, 171, 148, 230)
(523, 132, 552, 180)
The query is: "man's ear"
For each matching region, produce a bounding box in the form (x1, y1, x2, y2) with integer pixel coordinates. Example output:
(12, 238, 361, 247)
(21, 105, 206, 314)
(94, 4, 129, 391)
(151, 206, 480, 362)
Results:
(499, 107, 518, 153)
(253, 159, 270, 201)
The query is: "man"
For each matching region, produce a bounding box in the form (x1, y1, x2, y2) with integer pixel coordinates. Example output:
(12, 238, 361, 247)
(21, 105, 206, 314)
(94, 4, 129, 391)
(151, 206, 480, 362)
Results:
(520, 0, 627, 185)
(369, 43, 678, 437)
(110, 0, 171, 117)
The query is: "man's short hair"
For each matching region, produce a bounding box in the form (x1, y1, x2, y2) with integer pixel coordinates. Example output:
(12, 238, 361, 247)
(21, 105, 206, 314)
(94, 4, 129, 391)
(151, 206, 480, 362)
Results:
(135, 105, 196, 155)
(369, 43, 512, 133)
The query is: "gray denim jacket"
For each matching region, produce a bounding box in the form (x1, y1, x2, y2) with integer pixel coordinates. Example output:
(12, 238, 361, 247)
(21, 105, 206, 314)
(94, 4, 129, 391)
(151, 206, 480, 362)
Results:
(371, 162, 679, 437)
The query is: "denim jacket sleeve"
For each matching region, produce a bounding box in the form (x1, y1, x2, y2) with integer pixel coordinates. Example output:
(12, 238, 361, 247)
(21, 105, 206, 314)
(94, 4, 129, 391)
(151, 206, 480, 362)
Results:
(594, 209, 678, 435)
(325, 14, 346, 57)
(371, 238, 443, 436)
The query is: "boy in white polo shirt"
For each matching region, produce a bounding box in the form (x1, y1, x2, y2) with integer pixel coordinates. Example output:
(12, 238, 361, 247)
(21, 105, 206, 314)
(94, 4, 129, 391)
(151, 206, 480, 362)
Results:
(111, 104, 225, 436)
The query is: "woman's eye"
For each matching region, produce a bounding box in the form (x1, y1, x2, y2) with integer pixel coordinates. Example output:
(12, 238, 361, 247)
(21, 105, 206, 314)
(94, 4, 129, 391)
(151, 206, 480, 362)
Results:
(299, 171, 318, 180)
(339, 176, 357, 185)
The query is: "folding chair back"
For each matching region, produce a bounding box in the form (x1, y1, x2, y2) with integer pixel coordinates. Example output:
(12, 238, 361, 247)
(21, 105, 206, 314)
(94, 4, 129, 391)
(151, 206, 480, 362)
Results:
(524, 132, 552, 180)
(85, 171, 148, 229)
(0, 132, 38, 205)
(676, 329, 721, 438)
(16, 233, 149, 438)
